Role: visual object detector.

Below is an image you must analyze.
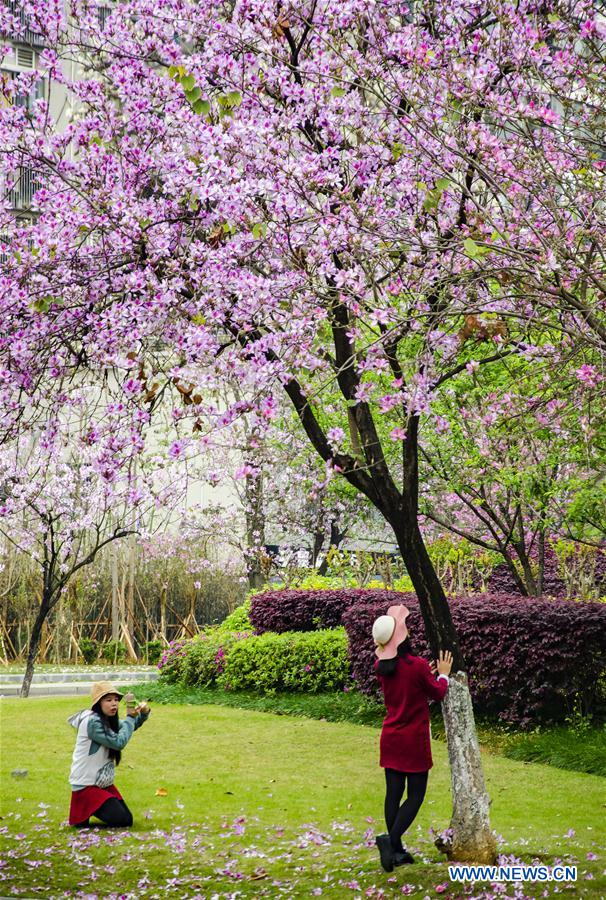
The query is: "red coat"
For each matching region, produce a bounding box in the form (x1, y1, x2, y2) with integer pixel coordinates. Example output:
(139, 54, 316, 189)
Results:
(375, 654, 448, 773)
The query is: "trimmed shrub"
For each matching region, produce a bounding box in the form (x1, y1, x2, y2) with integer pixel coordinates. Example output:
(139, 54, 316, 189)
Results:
(157, 639, 189, 682)
(158, 630, 252, 686)
(220, 598, 252, 632)
(217, 628, 350, 694)
(342, 593, 606, 727)
(100, 640, 127, 663)
(142, 640, 164, 665)
(250, 588, 413, 634)
(79, 638, 99, 664)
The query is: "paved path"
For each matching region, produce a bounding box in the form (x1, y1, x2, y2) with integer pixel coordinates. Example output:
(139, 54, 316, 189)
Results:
(0, 668, 159, 697)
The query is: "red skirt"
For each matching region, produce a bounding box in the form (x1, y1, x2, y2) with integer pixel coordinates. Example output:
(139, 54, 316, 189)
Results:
(69, 784, 123, 826)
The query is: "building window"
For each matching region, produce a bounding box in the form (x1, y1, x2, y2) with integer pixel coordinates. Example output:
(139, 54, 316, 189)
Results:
(6, 167, 42, 210)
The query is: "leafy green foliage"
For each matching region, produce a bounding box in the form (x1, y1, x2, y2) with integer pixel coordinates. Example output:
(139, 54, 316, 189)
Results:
(166, 630, 250, 687)
(143, 681, 385, 726)
(220, 598, 252, 631)
(78, 637, 99, 664)
(100, 640, 127, 663)
(142, 639, 164, 665)
(218, 628, 350, 694)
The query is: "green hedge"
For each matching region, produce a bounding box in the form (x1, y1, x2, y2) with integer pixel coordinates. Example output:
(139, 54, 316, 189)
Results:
(217, 628, 350, 694)
(160, 631, 248, 687)
(220, 598, 252, 632)
(159, 626, 351, 694)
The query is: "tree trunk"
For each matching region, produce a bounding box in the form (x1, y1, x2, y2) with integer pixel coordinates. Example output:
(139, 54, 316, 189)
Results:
(160, 586, 167, 642)
(111, 544, 120, 642)
(501, 548, 530, 597)
(20, 590, 53, 698)
(514, 543, 538, 596)
(311, 526, 325, 568)
(244, 467, 266, 590)
(392, 519, 497, 864)
(441, 673, 496, 862)
(318, 520, 345, 576)
(126, 533, 136, 650)
(537, 529, 545, 596)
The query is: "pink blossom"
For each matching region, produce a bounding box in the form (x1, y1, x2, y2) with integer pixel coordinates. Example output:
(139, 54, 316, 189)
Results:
(575, 365, 601, 388)
(326, 427, 345, 450)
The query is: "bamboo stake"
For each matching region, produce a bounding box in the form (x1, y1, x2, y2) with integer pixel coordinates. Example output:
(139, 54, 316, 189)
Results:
(90, 597, 110, 642)
(0, 619, 16, 658)
(70, 628, 82, 662)
(121, 622, 138, 662)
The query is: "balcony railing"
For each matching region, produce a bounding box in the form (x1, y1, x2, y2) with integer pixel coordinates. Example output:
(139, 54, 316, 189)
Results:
(6, 167, 42, 210)
(3, 1, 45, 46)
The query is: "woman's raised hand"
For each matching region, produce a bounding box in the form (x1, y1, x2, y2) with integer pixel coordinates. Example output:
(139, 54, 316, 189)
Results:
(436, 650, 453, 676)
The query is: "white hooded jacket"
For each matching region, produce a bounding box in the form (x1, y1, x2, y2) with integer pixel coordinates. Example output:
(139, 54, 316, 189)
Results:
(68, 709, 147, 790)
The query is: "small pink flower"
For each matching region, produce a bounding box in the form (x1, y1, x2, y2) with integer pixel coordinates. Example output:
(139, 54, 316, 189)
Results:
(234, 463, 257, 479)
(575, 364, 601, 388)
(326, 427, 345, 449)
(168, 440, 186, 459)
(389, 427, 406, 441)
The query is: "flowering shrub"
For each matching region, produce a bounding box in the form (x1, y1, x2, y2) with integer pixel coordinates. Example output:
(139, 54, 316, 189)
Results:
(217, 629, 350, 694)
(157, 639, 189, 683)
(158, 630, 252, 686)
(342, 594, 606, 726)
(250, 589, 414, 634)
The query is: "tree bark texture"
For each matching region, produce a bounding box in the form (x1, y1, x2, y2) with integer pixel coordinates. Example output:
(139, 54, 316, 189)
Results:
(20, 591, 52, 698)
(441, 673, 497, 863)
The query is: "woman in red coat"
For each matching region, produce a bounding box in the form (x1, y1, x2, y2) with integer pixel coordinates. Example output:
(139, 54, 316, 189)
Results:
(372, 605, 452, 872)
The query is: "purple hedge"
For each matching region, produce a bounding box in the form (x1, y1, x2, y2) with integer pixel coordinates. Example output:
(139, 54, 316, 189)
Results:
(249, 588, 414, 634)
(342, 593, 606, 727)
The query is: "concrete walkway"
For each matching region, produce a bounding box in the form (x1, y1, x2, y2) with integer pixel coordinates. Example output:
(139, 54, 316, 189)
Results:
(0, 668, 159, 697)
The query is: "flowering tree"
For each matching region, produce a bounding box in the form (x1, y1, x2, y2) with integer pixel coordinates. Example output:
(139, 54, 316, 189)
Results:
(419, 353, 604, 595)
(3, 0, 606, 860)
(0, 386, 183, 696)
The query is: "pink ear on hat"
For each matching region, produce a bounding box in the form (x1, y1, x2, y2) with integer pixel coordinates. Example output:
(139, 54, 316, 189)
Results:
(373, 605, 410, 660)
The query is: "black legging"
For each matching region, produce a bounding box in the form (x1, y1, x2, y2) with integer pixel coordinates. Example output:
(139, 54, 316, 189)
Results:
(384, 769, 428, 851)
(77, 798, 133, 828)
(96, 798, 133, 827)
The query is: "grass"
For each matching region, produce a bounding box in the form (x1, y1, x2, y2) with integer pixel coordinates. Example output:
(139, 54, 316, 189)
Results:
(141, 681, 386, 727)
(503, 726, 606, 777)
(1, 696, 604, 899)
(141, 682, 606, 777)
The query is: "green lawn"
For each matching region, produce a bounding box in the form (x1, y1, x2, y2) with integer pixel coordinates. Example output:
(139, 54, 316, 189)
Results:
(0, 697, 604, 899)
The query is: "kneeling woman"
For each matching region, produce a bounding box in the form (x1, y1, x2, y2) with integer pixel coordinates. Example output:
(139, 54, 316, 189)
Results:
(68, 681, 150, 828)
(372, 605, 452, 871)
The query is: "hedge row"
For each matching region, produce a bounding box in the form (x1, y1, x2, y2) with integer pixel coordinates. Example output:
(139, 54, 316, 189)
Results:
(159, 630, 252, 687)
(218, 629, 349, 693)
(158, 627, 350, 694)
(342, 593, 606, 726)
(250, 588, 401, 633)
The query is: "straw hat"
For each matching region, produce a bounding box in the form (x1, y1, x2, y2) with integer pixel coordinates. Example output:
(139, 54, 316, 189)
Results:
(372, 605, 410, 659)
(91, 681, 124, 707)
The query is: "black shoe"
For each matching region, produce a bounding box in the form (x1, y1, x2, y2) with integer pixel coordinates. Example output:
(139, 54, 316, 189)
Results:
(394, 849, 415, 866)
(375, 833, 395, 872)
